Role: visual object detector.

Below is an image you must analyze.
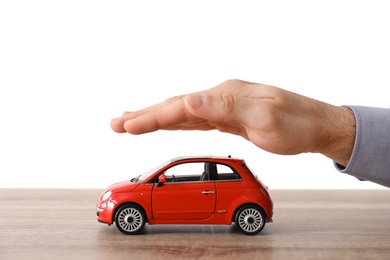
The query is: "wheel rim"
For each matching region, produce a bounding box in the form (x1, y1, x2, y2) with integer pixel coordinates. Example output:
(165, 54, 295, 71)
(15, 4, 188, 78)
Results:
(238, 208, 263, 233)
(117, 207, 143, 232)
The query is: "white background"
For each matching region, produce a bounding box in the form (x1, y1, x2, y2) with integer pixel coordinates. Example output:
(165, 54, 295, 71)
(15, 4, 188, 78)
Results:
(1, 1, 389, 189)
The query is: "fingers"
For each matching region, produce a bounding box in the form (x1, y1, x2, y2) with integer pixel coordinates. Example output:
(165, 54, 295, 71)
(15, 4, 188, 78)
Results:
(110, 80, 275, 139)
(110, 96, 185, 133)
(124, 98, 188, 134)
(110, 114, 133, 133)
(110, 95, 209, 134)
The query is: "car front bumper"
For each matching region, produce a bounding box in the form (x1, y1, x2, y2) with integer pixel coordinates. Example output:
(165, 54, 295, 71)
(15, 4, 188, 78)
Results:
(96, 202, 114, 225)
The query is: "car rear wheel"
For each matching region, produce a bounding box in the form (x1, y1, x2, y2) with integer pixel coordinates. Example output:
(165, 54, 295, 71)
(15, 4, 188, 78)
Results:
(235, 205, 265, 235)
(115, 204, 146, 235)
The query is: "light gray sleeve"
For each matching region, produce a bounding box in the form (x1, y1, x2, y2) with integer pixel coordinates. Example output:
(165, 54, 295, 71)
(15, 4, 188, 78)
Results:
(334, 106, 390, 187)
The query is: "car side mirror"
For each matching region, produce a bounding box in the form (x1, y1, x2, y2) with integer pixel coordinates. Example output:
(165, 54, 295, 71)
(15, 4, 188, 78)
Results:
(156, 174, 166, 187)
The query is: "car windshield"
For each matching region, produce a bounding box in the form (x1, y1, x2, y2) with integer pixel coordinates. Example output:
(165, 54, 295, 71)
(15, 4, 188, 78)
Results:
(130, 159, 171, 184)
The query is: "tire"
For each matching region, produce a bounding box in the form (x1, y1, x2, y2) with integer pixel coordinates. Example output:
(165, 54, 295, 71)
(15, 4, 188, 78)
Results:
(115, 204, 146, 235)
(235, 205, 266, 235)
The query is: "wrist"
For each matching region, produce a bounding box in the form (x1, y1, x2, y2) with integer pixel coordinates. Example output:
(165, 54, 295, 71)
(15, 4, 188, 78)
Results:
(313, 105, 356, 167)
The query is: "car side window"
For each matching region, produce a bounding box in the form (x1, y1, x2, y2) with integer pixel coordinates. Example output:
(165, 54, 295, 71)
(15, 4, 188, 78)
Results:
(216, 164, 242, 181)
(164, 162, 207, 183)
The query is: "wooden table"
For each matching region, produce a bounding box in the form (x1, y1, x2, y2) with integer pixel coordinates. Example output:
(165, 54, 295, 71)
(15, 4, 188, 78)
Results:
(1, 189, 389, 259)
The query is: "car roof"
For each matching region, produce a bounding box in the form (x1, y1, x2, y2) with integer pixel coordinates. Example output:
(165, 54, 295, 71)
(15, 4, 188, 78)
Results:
(169, 155, 243, 163)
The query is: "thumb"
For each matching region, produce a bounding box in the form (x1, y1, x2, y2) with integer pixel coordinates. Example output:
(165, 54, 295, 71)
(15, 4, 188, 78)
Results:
(184, 93, 254, 125)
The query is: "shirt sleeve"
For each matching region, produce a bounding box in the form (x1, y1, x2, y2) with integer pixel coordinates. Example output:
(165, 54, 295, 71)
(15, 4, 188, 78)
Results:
(334, 106, 390, 188)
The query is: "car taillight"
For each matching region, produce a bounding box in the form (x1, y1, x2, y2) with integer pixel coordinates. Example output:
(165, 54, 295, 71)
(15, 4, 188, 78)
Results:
(260, 186, 270, 199)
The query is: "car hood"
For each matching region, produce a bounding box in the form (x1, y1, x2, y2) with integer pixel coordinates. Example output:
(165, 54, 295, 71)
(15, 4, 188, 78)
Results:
(107, 180, 139, 194)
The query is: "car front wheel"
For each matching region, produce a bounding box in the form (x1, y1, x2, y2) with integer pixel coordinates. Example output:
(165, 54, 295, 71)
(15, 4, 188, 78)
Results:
(115, 204, 146, 235)
(235, 205, 266, 235)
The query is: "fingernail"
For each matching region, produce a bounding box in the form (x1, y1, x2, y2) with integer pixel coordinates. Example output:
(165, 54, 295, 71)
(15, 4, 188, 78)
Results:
(187, 94, 205, 108)
(122, 111, 133, 116)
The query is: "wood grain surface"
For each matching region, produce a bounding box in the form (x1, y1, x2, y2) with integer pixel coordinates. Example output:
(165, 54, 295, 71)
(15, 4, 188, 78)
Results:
(1, 189, 389, 259)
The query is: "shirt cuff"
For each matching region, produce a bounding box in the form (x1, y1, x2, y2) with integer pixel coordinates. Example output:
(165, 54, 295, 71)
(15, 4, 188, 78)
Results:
(334, 105, 390, 187)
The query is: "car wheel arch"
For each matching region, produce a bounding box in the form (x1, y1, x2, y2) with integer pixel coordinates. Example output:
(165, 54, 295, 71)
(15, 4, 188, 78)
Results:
(232, 203, 266, 223)
(114, 202, 149, 223)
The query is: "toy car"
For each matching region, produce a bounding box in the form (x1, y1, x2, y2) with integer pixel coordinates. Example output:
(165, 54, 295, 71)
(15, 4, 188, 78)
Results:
(96, 155, 273, 235)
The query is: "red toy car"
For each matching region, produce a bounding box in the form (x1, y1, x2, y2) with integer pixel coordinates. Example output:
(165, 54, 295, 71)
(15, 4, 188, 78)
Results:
(96, 155, 273, 235)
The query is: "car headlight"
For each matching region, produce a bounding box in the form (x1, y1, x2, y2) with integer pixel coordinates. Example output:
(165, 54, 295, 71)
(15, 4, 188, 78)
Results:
(102, 191, 112, 201)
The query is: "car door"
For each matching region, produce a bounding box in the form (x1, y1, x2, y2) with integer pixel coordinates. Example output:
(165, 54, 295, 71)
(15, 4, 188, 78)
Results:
(151, 162, 216, 220)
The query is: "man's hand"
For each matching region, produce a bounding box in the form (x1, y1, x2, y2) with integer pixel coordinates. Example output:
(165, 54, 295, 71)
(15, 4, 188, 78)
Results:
(110, 79, 356, 166)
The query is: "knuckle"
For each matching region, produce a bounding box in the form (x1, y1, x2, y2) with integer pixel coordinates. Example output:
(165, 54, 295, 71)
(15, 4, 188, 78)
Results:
(221, 93, 235, 112)
(224, 79, 244, 85)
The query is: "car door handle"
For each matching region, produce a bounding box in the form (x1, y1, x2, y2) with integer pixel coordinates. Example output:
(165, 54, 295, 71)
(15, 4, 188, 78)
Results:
(202, 190, 215, 195)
